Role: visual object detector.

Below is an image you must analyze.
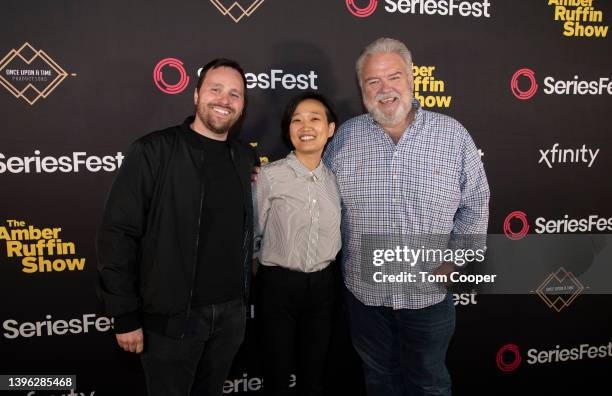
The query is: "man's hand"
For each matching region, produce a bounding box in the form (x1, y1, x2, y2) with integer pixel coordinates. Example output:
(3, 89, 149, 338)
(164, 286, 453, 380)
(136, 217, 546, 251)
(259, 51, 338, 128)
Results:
(251, 165, 261, 183)
(116, 328, 144, 353)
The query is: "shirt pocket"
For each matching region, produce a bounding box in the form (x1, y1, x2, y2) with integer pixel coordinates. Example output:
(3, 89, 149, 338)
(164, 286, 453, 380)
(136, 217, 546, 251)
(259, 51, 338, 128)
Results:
(406, 161, 461, 227)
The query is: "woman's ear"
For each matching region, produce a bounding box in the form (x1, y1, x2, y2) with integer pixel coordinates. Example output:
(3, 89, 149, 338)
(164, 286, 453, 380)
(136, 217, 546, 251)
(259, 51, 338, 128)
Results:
(328, 122, 336, 138)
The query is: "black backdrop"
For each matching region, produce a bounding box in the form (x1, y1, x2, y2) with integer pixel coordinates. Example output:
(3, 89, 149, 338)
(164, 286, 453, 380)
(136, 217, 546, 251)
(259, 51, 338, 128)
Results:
(1, 1, 611, 395)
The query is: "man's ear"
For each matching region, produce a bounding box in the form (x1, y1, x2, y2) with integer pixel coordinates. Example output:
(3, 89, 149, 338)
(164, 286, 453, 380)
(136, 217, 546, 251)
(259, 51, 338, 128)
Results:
(193, 87, 199, 106)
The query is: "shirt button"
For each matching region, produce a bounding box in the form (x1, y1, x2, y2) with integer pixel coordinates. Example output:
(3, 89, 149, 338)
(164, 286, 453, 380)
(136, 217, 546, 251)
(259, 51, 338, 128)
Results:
(312, 199, 317, 203)
(392, 198, 397, 203)
(392, 222, 397, 228)
(393, 151, 398, 157)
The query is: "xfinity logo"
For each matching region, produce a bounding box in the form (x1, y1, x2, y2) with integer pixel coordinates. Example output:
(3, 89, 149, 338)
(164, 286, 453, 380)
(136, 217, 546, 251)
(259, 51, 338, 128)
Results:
(497, 342, 612, 372)
(346, 0, 491, 18)
(3, 314, 113, 339)
(538, 143, 599, 168)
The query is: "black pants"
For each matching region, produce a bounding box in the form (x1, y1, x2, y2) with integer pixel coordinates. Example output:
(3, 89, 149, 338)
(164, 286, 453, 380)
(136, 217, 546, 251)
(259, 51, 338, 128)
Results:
(140, 299, 246, 396)
(256, 265, 336, 396)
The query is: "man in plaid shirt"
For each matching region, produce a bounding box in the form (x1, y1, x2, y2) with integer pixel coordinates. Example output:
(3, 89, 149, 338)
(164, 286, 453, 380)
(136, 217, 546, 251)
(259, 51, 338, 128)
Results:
(323, 38, 489, 396)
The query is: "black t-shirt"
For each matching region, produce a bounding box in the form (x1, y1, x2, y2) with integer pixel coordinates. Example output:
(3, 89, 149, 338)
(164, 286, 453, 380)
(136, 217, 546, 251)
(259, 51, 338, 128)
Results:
(191, 132, 245, 306)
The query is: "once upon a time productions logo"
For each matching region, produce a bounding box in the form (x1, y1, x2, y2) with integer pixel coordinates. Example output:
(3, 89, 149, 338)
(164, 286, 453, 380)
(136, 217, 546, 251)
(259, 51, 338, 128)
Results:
(496, 341, 612, 372)
(0, 43, 76, 105)
(547, 0, 608, 38)
(0, 219, 86, 274)
(346, 0, 491, 18)
(535, 267, 584, 312)
(413, 64, 452, 108)
(503, 211, 612, 240)
(209, 0, 265, 23)
(511, 68, 612, 100)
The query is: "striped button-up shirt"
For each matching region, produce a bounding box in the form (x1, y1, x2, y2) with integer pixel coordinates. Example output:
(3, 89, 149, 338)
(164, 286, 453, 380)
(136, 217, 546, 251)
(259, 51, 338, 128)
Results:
(323, 100, 490, 309)
(254, 152, 342, 272)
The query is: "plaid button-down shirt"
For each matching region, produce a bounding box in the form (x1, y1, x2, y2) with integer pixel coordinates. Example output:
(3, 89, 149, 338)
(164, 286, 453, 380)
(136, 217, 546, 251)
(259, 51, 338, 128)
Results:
(323, 100, 490, 309)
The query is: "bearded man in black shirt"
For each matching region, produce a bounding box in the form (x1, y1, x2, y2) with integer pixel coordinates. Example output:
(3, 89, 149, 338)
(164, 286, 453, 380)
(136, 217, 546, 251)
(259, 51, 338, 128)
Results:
(97, 58, 257, 396)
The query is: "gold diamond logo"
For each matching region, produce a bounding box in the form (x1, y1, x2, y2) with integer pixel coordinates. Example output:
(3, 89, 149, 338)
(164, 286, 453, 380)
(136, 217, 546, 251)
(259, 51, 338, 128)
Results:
(209, 0, 265, 23)
(535, 267, 584, 312)
(0, 43, 74, 105)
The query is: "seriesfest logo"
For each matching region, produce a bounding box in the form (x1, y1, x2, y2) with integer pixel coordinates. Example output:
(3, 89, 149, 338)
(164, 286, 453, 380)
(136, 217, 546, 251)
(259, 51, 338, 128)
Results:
(496, 341, 612, 372)
(0, 219, 86, 274)
(154, 58, 190, 94)
(346, 0, 491, 18)
(0, 42, 76, 105)
(547, 0, 608, 38)
(153, 59, 319, 94)
(3, 313, 112, 339)
(511, 68, 612, 100)
(503, 211, 612, 240)
(209, 0, 265, 23)
(224, 373, 296, 394)
(0, 150, 124, 174)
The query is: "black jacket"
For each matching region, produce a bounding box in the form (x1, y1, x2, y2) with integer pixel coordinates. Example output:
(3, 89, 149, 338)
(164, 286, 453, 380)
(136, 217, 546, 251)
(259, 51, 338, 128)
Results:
(97, 117, 256, 338)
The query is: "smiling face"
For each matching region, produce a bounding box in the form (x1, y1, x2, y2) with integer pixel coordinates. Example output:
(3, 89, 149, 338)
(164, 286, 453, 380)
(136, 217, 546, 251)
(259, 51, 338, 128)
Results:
(193, 66, 245, 139)
(288, 99, 335, 157)
(360, 52, 414, 129)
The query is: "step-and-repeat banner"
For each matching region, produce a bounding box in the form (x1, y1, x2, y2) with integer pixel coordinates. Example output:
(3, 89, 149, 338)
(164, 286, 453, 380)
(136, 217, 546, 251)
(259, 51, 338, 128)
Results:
(1, 1, 611, 395)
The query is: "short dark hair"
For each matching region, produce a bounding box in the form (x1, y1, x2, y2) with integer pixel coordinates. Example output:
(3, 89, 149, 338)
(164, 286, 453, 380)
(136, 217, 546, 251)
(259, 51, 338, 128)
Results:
(196, 58, 247, 91)
(280, 92, 338, 150)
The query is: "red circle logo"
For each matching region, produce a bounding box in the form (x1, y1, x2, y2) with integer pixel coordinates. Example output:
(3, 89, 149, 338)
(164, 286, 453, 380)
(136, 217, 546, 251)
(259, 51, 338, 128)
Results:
(503, 211, 529, 240)
(153, 58, 190, 95)
(511, 68, 538, 100)
(496, 344, 522, 372)
(346, 0, 378, 18)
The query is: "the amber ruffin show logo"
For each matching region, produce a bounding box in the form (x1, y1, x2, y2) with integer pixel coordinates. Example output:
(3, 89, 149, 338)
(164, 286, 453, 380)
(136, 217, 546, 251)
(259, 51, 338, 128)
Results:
(209, 0, 265, 23)
(0, 219, 86, 274)
(0, 42, 76, 105)
(535, 267, 584, 312)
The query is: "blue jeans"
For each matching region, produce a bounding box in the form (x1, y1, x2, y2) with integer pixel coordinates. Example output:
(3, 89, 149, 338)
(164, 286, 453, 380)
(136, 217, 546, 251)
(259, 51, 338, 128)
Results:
(344, 288, 455, 396)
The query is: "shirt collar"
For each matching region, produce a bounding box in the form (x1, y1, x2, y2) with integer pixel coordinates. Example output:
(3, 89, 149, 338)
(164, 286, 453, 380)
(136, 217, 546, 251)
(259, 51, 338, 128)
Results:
(286, 151, 325, 181)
